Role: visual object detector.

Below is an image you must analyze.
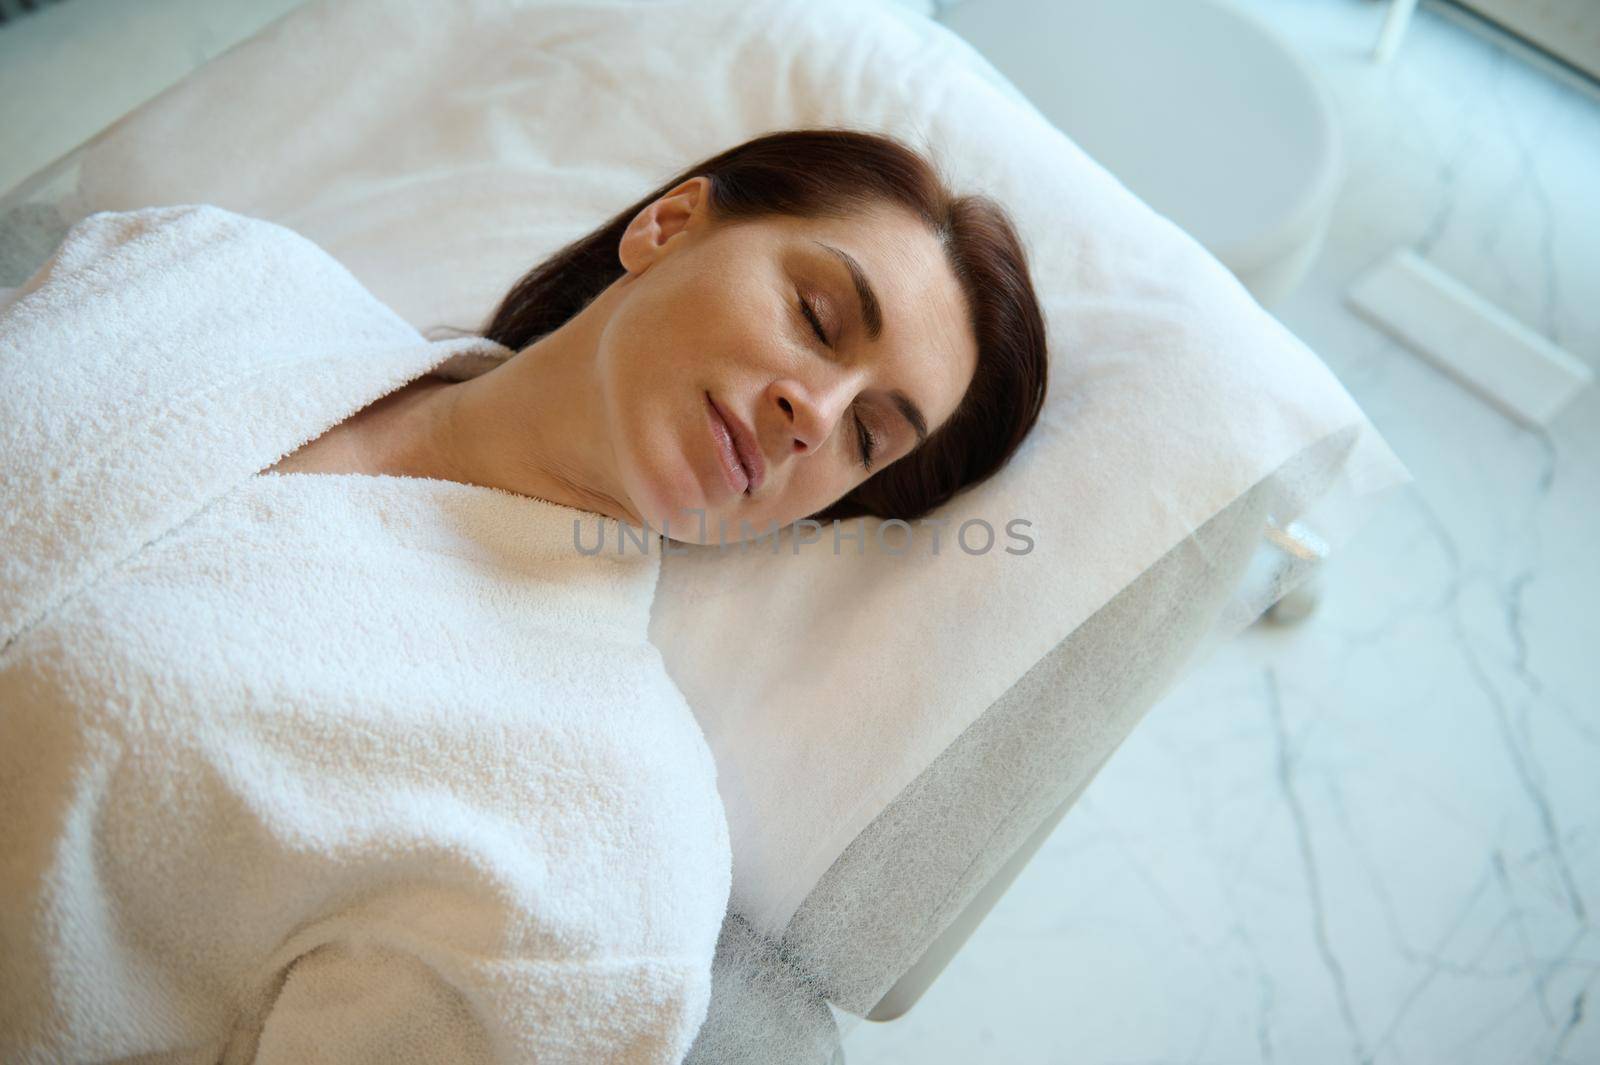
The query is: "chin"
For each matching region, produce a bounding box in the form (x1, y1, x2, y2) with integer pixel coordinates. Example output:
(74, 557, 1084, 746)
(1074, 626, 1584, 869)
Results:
(617, 402, 751, 544)
(620, 453, 718, 543)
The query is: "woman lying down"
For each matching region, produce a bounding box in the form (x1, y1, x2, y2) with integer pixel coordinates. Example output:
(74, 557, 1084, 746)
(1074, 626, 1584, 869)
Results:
(0, 129, 1046, 1064)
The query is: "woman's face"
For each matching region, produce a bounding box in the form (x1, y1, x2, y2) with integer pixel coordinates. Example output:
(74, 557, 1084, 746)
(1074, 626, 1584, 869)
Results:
(599, 177, 979, 544)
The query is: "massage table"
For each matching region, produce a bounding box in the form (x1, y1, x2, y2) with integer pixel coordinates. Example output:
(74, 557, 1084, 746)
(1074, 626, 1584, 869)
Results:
(0, 0, 1409, 1059)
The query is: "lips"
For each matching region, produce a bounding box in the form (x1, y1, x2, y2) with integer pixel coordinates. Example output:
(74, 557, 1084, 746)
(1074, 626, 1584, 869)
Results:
(705, 392, 766, 496)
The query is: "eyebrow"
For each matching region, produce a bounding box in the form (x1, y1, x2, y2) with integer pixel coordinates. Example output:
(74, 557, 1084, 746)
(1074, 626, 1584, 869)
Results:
(813, 240, 883, 342)
(888, 388, 929, 449)
(812, 240, 929, 450)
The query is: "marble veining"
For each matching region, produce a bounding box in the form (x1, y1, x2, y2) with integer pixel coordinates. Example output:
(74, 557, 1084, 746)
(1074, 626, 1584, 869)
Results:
(847, 1, 1599, 1062)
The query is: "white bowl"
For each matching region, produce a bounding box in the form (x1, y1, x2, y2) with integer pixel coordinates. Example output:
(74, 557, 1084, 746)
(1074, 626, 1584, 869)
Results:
(941, 0, 1343, 307)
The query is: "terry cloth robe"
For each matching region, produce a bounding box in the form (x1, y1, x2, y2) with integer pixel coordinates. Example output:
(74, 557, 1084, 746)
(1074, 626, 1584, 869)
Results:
(0, 205, 733, 1065)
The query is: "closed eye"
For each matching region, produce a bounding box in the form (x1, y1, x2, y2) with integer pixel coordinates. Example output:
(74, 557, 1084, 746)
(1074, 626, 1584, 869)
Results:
(799, 292, 829, 346)
(853, 412, 877, 470)
(797, 290, 876, 471)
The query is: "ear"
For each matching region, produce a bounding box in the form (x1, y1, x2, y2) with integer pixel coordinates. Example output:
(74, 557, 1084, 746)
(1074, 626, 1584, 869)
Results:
(618, 176, 711, 275)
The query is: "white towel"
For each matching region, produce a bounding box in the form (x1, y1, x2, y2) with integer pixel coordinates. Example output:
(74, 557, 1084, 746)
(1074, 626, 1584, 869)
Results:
(0, 205, 731, 1064)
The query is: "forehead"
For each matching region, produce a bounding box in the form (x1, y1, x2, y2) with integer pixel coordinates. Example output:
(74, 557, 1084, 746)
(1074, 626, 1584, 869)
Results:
(759, 207, 977, 426)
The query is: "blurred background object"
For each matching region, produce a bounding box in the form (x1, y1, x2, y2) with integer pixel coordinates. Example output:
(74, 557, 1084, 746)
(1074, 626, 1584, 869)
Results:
(942, 0, 1342, 309)
(1377, 0, 1600, 90)
(0, 0, 65, 27)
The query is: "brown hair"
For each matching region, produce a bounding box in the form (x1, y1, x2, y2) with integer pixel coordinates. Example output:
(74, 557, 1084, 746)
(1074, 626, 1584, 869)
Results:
(476, 127, 1048, 523)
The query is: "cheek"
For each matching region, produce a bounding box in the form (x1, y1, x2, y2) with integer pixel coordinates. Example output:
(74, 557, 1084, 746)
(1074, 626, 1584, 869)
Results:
(603, 309, 691, 393)
(607, 377, 707, 530)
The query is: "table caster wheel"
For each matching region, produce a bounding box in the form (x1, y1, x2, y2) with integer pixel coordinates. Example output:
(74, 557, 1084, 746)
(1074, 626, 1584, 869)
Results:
(1265, 574, 1322, 625)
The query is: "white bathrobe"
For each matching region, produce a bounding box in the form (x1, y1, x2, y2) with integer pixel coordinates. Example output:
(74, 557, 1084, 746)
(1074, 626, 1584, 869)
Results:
(0, 205, 733, 1064)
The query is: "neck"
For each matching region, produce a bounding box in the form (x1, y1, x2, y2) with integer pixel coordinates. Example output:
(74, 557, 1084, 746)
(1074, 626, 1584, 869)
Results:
(375, 291, 642, 528)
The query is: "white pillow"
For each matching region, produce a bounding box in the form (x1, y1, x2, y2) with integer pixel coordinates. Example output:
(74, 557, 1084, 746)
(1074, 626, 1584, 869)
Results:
(64, 0, 1407, 936)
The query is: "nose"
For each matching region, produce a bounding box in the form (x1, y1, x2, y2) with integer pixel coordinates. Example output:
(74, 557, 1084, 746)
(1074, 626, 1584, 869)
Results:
(770, 376, 852, 457)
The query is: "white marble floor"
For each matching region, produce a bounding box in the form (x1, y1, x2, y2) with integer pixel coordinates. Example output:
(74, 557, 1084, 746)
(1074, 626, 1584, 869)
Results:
(846, 2, 1600, 1063)
(2, 2, 1595, 1063)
